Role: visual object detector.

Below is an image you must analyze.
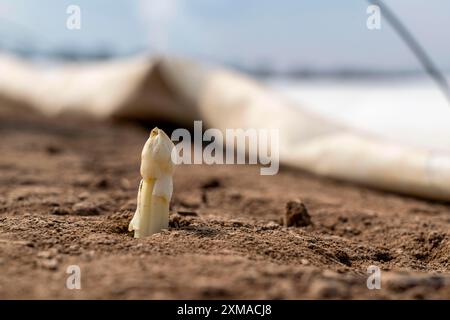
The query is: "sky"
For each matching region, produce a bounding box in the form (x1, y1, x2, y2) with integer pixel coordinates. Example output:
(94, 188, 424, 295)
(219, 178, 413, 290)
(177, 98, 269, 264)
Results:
(0, 0, 449, 70)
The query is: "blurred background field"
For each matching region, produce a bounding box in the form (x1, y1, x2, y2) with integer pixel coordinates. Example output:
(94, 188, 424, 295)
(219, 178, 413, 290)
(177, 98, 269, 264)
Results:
(2, 0, 449, 150)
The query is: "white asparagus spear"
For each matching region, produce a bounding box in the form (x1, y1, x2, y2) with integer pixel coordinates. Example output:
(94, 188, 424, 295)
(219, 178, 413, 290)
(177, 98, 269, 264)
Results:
(129, 128, 175, 238)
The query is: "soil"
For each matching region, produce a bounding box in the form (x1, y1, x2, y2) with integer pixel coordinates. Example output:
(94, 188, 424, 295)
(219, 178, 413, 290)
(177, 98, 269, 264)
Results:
(1, 106, 450, 300)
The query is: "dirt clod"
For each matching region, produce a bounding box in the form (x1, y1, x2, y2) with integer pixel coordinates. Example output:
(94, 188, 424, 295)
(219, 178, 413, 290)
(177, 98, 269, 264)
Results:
(169, 213, 192, 228)
(201, 178, 222, 189)
(50, 207, 70, 216)
(45, 144, 63, 155)
(72, 201, 100, 216)
(285, 200, 312, 227)
(177, 210, 198, 217)
(93, 177, 110, 189)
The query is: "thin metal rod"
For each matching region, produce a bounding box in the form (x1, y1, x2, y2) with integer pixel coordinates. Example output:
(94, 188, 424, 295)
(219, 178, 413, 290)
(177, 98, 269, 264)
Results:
(368, 0, 450, 104)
